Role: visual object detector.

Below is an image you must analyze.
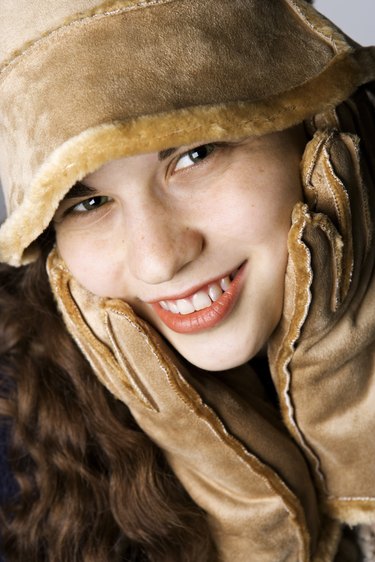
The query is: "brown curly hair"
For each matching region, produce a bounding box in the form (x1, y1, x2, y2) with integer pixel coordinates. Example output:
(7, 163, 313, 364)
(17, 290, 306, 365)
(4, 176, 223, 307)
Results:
(0, 240, 216, 562)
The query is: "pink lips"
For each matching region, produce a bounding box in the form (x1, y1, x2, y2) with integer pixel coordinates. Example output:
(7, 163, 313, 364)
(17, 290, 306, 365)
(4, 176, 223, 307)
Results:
(150, 263, 246, 334)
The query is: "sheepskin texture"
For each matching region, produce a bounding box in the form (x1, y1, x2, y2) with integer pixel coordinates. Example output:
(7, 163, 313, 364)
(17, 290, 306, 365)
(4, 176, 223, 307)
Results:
(0, 0, 375, 265)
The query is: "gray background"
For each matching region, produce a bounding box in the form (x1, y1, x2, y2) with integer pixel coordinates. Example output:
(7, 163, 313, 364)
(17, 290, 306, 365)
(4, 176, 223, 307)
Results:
(0, 1, 374, 224)
(315, 0, 374, 45)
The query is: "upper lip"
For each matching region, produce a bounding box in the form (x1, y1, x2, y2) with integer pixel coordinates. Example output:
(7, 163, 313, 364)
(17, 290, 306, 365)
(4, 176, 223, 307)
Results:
(144, 262, 245, 304)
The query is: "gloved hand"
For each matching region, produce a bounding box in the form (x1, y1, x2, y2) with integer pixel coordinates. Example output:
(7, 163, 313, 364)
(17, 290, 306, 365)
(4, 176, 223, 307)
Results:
(47, 249, 338, 562)
(268, 115, 375, 526)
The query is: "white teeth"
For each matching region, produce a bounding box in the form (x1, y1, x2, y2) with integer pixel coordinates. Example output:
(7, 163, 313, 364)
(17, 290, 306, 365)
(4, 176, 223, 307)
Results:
(176, 298, 195, 315)
(192, 290, 212, 311)
(220, 276, 231, 291)
(167, 300, 180, 314)
(208, 283, 222, 302)
(159, 271, 236, 314)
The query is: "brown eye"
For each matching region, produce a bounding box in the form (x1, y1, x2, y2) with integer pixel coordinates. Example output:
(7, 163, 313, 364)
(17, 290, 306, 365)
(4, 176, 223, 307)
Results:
(174, 144, 216, 171)
(72, 195, 110, 213)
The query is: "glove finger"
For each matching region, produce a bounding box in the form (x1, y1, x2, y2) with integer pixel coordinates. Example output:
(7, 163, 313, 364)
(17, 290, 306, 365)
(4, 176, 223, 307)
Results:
(278, 202, 343, 341)
(104, 300, 203, 415)
(328, 132, 373, 276)
(302, 130, 373, 303)
(47, 248, 157, 409)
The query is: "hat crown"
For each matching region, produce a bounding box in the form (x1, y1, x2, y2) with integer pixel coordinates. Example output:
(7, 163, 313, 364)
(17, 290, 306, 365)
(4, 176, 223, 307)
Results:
(0, 0, 110, 64)
(0, 0, 348, 69)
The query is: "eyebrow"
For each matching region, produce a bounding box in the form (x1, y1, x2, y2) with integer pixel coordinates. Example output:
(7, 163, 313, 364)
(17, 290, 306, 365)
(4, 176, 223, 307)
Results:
(158, 147, 177, 161)
(64, 182, 97, 199)
(63, 149, 177, 199)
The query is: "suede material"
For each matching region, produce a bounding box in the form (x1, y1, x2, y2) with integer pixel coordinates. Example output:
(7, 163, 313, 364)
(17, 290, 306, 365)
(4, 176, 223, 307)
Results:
(0, 0, 375, 265)
(268, 94, 375, 525)
(0, 0, 105, 62)
(45, 249, 345, 562)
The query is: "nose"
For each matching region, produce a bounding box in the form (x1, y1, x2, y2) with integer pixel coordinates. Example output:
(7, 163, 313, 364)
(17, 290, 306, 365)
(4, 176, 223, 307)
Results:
(125, 199, 203, 285)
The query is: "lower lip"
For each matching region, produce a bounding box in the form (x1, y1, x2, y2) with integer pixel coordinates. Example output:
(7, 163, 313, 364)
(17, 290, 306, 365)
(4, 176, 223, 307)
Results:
(150, 263, 246, 334)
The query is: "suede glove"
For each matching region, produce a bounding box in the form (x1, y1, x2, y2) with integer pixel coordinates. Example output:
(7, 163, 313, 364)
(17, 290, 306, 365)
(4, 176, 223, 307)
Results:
(46, 249, 340, 562)
(268, 116, 375, 526)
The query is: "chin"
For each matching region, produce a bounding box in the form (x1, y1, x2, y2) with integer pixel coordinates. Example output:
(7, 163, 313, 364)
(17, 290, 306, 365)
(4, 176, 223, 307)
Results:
(175, 340, 263, 373)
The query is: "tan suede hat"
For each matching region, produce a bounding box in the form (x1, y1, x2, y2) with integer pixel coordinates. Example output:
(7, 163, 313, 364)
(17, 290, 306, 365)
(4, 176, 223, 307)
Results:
(0, 0, 374, 266)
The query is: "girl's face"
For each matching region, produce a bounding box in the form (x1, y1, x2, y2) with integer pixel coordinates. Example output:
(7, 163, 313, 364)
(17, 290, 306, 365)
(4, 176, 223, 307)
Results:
(54, 127, 305, 371)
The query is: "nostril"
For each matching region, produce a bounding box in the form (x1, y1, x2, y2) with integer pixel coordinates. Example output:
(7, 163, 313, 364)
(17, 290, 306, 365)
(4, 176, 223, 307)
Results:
(128, 222, 204, 285)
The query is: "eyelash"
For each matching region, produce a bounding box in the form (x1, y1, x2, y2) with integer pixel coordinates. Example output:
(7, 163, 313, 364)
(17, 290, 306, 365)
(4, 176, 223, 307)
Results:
(70, 195, 110, 214)
(63, 142, 224, 216)
(173, 143, 218, 173)
(55, 195, 112, 220)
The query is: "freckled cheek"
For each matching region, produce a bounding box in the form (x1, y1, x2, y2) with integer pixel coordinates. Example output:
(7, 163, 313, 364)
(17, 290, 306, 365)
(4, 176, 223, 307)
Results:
(204, 172, 298, 242)
(247, 190, 299, 242)
(55, 232, 123, 297)
(211, 195, 290, 246)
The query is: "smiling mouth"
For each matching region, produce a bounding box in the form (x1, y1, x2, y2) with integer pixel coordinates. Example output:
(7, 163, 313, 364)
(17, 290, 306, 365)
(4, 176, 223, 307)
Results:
(150, 263, 246, 334)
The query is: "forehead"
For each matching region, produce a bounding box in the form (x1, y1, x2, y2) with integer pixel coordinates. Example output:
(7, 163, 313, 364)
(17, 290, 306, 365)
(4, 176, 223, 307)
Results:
(79, 127, 306, 187)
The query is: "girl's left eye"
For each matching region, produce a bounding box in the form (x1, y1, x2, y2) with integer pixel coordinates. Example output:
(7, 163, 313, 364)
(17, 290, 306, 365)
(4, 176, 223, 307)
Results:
(174, 144, 216, 172)
(71, 195, 110, 213)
